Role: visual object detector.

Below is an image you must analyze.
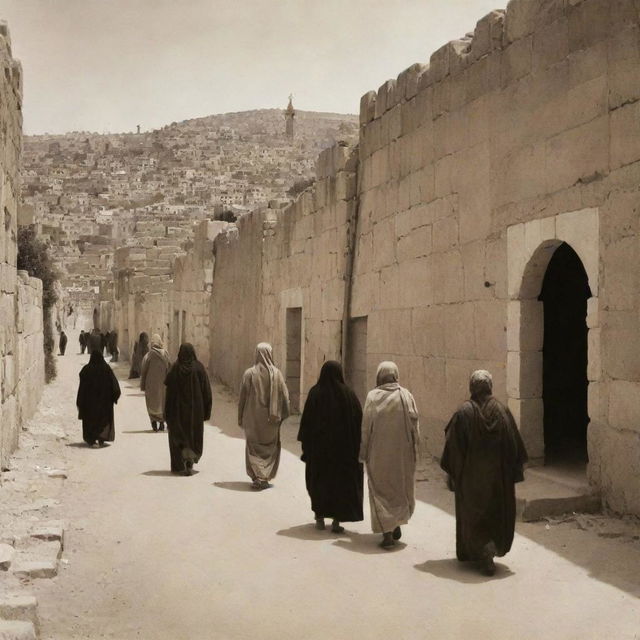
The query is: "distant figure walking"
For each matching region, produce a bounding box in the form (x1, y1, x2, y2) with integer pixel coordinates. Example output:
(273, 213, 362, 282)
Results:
(298, 361, 363, 533)
(76, 351, 121, 447)
(108, 331, 119, 362)
(140, 334, 171, 432)
(164, 343, 212, 476)
(128, 332, 149, 379)
(58, 331, 68, 356)
(238, 343, 290, 490)
(440, 370, 528, 576)
(79, 330, 87, 355)
(360, 361, 420, 549)
(87, 328, 102, 355)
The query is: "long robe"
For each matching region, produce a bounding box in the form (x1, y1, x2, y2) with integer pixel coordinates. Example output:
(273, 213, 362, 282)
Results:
(360, 383, 420, 533)
(440, 396, 528, 561)
(238, 362, 290, 482)
(129, 334, 149, 379)
(297, 362, 364, 522)
(59, 333, 67, 355)
(76, 352, 121, 445)
(164, 348, 212, 472)
(140, 347, 171, 421)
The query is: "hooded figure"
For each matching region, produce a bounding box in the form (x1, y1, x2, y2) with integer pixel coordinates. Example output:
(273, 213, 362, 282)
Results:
(238, 343, 290, 490)
(108, 330, 119, 362)
(360, 362, 420, 549)
(129, 332, 149, 379)
(79, 330, 86, 354)
(164, 343, 212, 475)
(298, 361, 364, 532)
(440, 370, 528, 576)
(59, 331, 68, 356)
(76, 351, 121, 446)
(140, 334, 171, 431)
(87, 329, 103, 355)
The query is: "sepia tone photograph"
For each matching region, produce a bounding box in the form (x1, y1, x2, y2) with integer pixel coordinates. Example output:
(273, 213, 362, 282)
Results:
(0, 0, 639, 638)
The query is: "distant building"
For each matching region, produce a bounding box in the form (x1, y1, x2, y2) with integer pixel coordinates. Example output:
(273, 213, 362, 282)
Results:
(284, 95, 295, 140)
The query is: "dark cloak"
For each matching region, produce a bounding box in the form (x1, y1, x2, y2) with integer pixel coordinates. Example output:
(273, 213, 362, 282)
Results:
(297, 361, 364, 522)
(86, 330, 103, 355)
(164, 343, 212, 472)
(79, 331, 86, 347)
(440, 396, 528, 561)
(76, 351, 121, 445)
(129, 332, 149, 378)
(59, 332, 67, 355)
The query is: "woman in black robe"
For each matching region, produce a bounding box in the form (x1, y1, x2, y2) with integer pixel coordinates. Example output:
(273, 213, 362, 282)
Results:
(76, 351, 121, 447)
(297, 360, 364, 533)
(129, 332, 149, 379)
(164, 343, 212, 476)
(440, 370, 528, 575)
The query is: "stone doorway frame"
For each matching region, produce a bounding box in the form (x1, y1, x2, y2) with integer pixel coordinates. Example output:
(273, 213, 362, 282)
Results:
(506, 208, 600, 464)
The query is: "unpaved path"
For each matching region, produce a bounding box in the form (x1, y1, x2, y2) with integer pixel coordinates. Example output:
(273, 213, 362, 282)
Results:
(19, 339, 640, 639)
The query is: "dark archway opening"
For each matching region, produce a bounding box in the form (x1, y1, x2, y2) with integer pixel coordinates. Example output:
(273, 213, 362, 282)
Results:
(539, 242, 591, 465)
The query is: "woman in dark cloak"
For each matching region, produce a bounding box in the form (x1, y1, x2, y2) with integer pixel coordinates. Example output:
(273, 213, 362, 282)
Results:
(164, 343, 212, 476)
(440, 370, 528, 575)
(76, 351, 121, 447)
(298, 361, 364, 533)
(108, 330, 119, 362)
(128, 332, 149, 379)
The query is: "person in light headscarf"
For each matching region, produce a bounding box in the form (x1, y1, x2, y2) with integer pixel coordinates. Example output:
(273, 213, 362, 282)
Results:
(360, 361, 420, 549)
(238, 342, 290, 490)
(140, 334, 172, 431)
(164, 343, 212, 476)
(441, 370, 528, 576)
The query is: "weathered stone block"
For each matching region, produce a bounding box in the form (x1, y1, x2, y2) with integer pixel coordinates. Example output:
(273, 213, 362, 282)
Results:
(0, 620, 36, 640)
(359, 91, 377, 127)
(0, 543, 15, 571)
(610, 101, 640, 170)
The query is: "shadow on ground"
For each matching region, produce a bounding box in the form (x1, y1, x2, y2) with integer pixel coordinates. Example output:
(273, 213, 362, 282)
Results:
(213, 481, 254, 492)
(141, 470, 200, 477)
(414, 558, 514, 583)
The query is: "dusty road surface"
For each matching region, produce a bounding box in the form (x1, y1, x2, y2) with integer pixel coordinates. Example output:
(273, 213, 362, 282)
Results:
(24, 341, 640, 639)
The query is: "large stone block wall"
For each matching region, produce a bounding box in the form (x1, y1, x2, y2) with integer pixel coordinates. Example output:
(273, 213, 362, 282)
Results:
(0, 22, 45, 469)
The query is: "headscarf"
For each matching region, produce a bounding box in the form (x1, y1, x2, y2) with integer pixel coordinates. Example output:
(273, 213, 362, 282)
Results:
(317, 360, 345, 387)
(376, 361, 399, 386)
(252, 342, 285, 422)
(178, 343, 197, 375)
(150, 333, 164, 349)
(469, 369, 493, 401)
(139, 332, 149, 349)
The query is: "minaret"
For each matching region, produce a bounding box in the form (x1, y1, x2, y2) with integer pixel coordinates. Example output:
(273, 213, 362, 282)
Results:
(285, 94, 295, 140)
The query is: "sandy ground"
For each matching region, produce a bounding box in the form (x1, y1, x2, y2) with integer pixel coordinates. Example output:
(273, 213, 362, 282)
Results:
(4, 336, 640, 639)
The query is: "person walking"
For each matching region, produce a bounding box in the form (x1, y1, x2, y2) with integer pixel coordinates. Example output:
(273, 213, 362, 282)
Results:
(360, 361, 420, 549)
(79, 330, 86, 355)
(440, 370, 528, 576)
(298, 360, 363, 533)
(238, 343, 290, 490)
(58, 330, 68, 356)
(128, 332, 149, 379)
(76, 350, 121, 447)
(108, 330, 119, 362)
(164, 343, 212, 476)
(140, 334, 171, 432)
(87, 328, 102, 355)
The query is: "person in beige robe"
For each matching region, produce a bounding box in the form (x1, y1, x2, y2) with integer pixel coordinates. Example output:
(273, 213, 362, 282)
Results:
(140, 334, 171, 431)
(238, 343, 290, 490)
(360, 361, 420, 549)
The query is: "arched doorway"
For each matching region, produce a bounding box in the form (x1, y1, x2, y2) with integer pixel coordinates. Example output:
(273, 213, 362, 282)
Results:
(538, 243, 591, 464)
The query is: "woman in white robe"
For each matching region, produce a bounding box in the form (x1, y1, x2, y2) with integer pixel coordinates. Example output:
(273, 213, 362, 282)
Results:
(238, 343, 290, 490)
(140, 334, 171, 431)
(360, 361, 420, 548)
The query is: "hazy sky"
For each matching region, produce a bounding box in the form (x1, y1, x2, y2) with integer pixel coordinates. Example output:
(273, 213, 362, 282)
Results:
(1, 0, 501, 135)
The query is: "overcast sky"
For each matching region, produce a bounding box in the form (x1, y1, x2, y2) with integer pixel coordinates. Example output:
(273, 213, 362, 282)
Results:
(1, 0, 501, 135)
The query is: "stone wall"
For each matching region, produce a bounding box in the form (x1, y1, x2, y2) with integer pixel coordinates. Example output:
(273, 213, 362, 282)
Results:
(108, 0, 640, 515)
(0, 22, 45, 469)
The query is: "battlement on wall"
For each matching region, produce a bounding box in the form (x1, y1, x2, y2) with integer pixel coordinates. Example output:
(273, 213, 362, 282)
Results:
(359, 0, 623, 127)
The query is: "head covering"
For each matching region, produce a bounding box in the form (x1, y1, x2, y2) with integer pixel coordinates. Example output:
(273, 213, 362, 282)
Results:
(177, 343, 197, 375)
(252, 342, 285, 422)
(317, 360, 345, 387)
(139, 332, 149, 345)
(151, 333, 164, 349)
(376, 361, 399, 386)
(469, 370, 493, 399)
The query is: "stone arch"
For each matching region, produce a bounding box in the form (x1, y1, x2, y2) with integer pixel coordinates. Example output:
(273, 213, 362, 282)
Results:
(506, 209, 600, 464)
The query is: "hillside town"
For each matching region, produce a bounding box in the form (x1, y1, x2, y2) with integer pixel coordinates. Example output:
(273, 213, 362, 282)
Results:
(21, 106, 358, 323)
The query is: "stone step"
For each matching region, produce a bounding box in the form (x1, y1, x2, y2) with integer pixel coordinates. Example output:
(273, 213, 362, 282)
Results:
(0, 620, 36, 640)
(0, 595, 39, 631)
(516, 466, 601, 522)
(0, 544, 16, 571)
